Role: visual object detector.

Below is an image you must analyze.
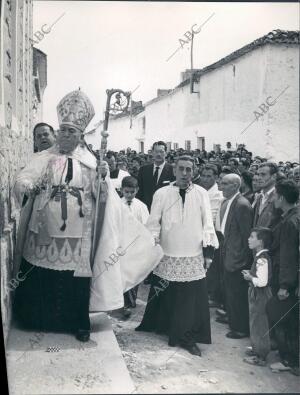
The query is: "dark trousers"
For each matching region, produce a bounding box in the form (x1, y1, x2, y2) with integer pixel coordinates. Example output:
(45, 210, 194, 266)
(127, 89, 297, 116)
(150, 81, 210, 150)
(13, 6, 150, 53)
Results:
(207, 232, 226, 309)
(248, 285, 272, 359)
(207, 249, 226, 306)
(224, 269, 249, 334)
(124, 285, 139, 308)
(270, 265, 280, 296)
(266, 294, 299, 367)
(206, 248, 220, 299)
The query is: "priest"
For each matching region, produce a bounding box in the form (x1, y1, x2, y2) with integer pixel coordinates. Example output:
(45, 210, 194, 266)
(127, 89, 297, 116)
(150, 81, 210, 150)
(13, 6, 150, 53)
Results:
(136, 155, 219, 356)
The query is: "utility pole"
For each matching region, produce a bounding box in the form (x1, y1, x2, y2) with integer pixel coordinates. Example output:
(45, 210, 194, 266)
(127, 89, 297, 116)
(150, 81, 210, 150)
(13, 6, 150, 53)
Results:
(190, 32, 195, 93)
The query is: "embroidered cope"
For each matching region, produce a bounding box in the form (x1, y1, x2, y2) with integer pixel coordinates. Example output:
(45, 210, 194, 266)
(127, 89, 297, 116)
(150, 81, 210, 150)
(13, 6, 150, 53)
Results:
(14, 145, 97, 276)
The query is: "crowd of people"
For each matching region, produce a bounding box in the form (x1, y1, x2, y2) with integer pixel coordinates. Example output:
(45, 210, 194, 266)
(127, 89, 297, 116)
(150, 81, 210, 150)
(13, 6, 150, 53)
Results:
(103, 140, 299, 374)
(13, 91, 299, 380)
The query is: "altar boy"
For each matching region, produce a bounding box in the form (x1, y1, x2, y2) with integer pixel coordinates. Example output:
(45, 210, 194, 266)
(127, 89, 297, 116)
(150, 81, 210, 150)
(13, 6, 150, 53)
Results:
(121, 176, 149, 225)
(121, 176, 149, 316)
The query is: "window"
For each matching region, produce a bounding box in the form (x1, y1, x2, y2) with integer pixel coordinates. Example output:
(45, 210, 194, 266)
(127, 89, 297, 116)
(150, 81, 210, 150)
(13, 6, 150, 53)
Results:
(197, 137, 205, 151)
(213, 144, 221, 153)
(185, 140, 191, 151)
(139, 141, 144, 153)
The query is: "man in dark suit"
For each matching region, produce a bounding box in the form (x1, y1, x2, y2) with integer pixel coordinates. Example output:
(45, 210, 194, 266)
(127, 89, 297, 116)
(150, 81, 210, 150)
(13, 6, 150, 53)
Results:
(217, 174, 253, 339)
(253, 162, 278, 227)
(267, 180, 299, 374)
(137, 141, 175, 211)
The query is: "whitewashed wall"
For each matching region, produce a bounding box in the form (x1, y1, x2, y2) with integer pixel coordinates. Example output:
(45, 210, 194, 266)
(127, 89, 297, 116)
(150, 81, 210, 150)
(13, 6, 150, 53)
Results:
(0, 0, 35, 343)
(85, 112, 143, 152)
(88, 43, 299, 161)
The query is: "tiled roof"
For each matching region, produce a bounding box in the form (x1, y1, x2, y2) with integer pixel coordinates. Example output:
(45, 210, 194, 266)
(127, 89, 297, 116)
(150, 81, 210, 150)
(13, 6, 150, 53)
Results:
(177, 29, 299, 88)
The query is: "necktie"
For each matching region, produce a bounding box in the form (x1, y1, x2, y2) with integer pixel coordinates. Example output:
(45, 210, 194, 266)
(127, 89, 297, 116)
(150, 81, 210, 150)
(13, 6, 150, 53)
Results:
(153, 166, 160, 185)
(258, 193, 265, 215)
(127, 200, 132, 210)
(220, 199, 229, 224)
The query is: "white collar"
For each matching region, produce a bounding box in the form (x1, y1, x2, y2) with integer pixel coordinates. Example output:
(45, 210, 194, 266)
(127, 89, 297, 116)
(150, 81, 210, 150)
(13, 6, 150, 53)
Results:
(262, 186, 275, 197)
(225, 191, 239, 203)
(255, 249, 269, 257)
(207, 183, 218, 194)
(154, 161, 165, 169)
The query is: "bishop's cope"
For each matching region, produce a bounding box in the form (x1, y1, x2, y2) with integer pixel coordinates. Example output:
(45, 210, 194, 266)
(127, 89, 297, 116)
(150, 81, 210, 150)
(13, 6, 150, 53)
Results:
(13, 89, 163, 342)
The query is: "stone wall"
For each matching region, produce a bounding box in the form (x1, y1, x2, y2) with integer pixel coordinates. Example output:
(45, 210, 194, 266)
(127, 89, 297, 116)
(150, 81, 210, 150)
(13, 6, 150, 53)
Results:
(0, 0, 34, 344)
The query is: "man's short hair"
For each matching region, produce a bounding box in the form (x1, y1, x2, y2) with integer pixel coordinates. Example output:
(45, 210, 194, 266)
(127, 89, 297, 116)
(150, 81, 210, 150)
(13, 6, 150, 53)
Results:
(275, 180, 299, 204)
(241, 171, 253, 190)
(276, 172, 287, 182)
(240, 158, 250, 168)
(175, 155, 194, 166)
(221, 166, 232, 175)
(251, 227, 272, 250)
(201, 164, 218, 176)
(117, 155, 128, 164)
(258, 162, 278, 175)
(131, 156, 142, 165)
(121, 176, 138, 189)
(229, 158, 239, 167)
(33, 122, 54, 137)
(152, 141, 167, 151)
(105, 151, 115, 159)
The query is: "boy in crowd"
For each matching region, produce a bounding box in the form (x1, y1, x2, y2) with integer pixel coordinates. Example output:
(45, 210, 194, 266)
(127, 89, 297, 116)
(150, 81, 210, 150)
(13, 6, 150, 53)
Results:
(242, 227, 273, 366)
(121, 176, 149, 317)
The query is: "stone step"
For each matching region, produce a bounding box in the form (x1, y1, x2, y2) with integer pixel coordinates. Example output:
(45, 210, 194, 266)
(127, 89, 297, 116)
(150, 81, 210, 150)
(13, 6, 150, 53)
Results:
(5, 313, 134, 394)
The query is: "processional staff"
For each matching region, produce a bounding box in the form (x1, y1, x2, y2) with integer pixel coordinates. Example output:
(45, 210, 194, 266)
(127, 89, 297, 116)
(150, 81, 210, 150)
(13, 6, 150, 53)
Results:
(91, 88, 131, 264)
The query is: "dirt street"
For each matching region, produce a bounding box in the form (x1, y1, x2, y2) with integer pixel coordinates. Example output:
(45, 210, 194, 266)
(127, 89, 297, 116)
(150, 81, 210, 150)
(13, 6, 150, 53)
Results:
(109, 284, 299, 394)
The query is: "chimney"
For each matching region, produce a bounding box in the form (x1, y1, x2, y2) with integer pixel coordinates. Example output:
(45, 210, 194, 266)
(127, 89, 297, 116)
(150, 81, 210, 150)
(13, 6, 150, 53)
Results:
(157, 89, 172, 98)
(180, 69, 201, 83)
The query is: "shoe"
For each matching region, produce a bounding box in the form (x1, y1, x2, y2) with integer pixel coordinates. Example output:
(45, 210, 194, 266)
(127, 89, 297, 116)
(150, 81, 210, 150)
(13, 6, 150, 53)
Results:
(76, 329, 90, 342)
(215, 316, 228, 324)
(216, 308, 227, 317)
(226, 331, 248, 339)
(181, 343, 202, 357)
(243, 356, 266, 366)
(123, 307, 132, 318)
(270, 362, 291, 372)
(245, 348, 257, 357)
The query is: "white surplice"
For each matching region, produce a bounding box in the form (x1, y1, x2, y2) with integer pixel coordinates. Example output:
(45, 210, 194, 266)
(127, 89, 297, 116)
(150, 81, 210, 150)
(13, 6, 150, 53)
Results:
(147, 182, 219, 282)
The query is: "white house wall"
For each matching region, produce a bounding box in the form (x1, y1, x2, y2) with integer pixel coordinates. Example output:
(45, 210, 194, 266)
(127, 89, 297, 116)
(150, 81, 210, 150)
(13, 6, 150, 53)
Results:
(85, 113, 142, 152)
(95, 43, 298, 161)
(261, 44, 299, 161)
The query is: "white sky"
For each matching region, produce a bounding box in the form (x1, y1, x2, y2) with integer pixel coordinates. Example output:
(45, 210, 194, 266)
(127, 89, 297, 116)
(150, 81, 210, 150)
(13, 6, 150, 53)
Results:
(33, 1, 299, 131)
